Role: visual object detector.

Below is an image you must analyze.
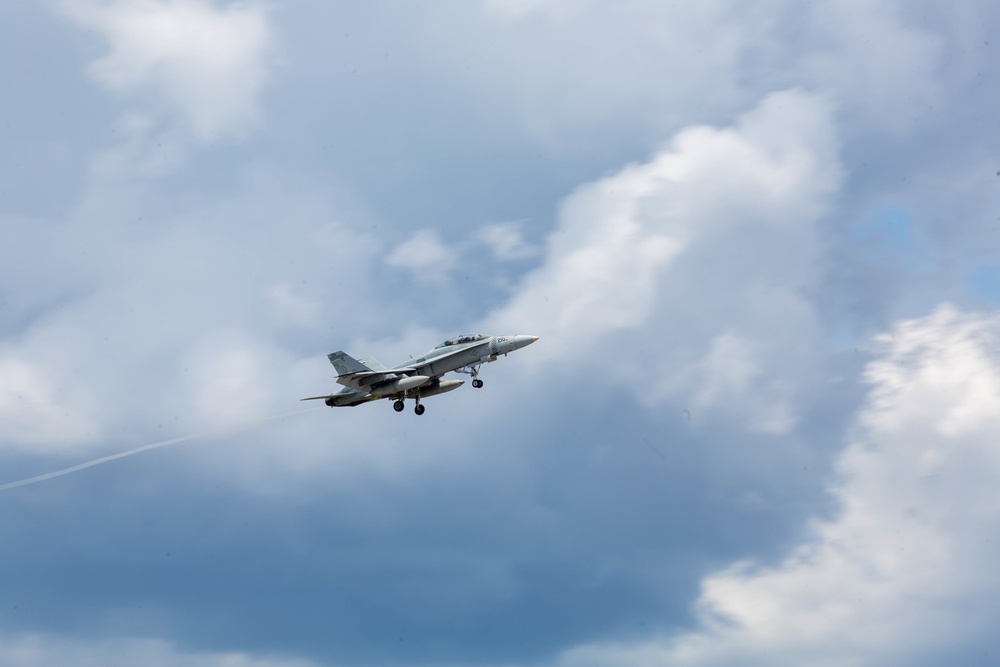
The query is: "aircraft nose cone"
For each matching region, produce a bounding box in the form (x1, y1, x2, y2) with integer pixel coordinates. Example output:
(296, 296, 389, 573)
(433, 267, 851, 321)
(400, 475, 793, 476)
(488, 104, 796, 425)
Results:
(497, 335, 540, 353)
(514, 334, 539, 349)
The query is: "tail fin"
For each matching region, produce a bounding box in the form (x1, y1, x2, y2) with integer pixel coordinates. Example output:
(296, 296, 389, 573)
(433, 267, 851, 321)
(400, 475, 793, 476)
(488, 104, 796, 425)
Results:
(327, 351, 374, 376)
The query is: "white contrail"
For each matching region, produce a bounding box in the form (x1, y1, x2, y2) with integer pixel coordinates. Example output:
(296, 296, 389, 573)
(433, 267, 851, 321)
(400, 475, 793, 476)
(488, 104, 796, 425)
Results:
(0, 407, 324, 492)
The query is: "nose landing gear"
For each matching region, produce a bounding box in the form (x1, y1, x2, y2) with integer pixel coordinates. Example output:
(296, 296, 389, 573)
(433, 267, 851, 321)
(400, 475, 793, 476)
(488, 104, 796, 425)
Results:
(459, 365, 485, 388)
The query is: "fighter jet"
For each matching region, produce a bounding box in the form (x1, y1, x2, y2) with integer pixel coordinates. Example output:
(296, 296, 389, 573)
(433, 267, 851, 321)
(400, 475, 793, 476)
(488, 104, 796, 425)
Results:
(301, 333, 539, 415)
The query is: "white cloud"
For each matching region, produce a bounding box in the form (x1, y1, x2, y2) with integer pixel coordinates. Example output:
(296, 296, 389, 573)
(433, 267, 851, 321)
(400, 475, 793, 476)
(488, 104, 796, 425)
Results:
(175, 329, 282, 427)
(0, 355, 102, 452)
(385, 228, 457, 284)
(0, 168, 386, 454)
(484, 89, 841, 432)
(692, 331, 795, 434)
(264, 282, 321, 328)
(57, 0, 276, 141)
(476, 221, 540, 261)
(553, 305, 1000, 666)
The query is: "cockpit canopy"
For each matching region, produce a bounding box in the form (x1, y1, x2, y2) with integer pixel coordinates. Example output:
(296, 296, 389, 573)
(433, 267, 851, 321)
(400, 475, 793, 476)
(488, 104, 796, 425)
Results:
(435, 333, 489, 349)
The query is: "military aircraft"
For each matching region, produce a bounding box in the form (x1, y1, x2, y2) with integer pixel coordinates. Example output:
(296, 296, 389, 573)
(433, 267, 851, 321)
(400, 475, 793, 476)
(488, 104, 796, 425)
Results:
(302, 333, 539, 415)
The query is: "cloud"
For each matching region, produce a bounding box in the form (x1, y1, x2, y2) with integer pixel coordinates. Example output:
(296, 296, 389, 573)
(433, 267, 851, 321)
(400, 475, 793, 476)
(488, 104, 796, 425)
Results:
(802, 0, 945, 133)
(476, 221, 540, 261)
(554, 305, 1000, 666)
(485, 89, 841, 432)
(385, 229, 457, 284)
(4, 4, 999, 665)
(57, 0, 276, 141)
(0, 166, 386, 454)
(481, 0, 572, 22)
(175, 329, 284, 426)
(403, 0, 957, 155)
(0, 355, 102, 452)
(435, 1, 775, 144)
(0, 633, 319, 667)
(264, 283, 321, 329)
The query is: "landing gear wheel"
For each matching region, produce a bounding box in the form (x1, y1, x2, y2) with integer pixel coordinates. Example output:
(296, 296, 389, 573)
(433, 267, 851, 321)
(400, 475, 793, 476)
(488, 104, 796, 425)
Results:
(393, 400, 405, 412)
(414, 404, 426, 416)
(472, 379, 484, 388)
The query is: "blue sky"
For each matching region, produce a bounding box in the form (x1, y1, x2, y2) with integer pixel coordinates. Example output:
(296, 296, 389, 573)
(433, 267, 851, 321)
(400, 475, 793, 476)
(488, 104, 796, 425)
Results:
(2, 2, 1000, 665)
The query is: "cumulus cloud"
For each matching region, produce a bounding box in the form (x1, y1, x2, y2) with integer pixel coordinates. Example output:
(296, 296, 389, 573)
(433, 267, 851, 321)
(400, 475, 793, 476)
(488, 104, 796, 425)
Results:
(57, 0, 276, 141)
(485, 89, 841, 432)
(385, 229, 457, 284)
(476, 221, 540, 261)
(175, 329, 284, 426)
(0, 355, 102, 452)
(0, 166, 385, 456)
(264, 283, 321, 328)
(555, 305, 1000, 666)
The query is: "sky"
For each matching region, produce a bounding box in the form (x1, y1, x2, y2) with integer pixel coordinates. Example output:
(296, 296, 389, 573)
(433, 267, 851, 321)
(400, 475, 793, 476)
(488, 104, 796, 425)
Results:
(1, 1, 1000, 665)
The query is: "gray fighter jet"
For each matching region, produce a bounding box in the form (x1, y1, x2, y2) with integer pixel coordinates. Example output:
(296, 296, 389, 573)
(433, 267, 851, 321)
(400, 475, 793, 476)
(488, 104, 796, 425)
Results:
(302, 333, 539, 415)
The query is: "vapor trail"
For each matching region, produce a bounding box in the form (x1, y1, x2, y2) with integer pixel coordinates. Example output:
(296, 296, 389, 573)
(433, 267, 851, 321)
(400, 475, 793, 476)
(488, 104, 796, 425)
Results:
(0, 407, 323, 492)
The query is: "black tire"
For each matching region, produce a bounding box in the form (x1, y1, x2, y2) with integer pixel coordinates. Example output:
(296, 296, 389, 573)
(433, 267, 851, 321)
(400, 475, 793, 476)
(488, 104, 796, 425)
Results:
(472, 379, 484, 388)
(393, 400, 405, 412)
(414, 404, 426, 415)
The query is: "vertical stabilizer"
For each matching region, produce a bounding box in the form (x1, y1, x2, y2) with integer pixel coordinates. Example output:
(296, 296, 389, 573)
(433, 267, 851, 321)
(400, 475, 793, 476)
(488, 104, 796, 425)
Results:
(327, 351, 373, 376)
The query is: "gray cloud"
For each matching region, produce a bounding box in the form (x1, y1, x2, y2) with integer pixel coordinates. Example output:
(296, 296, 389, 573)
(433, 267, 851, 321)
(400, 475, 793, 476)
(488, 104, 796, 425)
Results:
(2, 1, 999, 666)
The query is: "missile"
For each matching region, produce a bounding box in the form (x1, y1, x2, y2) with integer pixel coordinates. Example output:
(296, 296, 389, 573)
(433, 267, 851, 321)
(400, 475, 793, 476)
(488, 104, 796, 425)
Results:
(417, 379, 464, 398)
(369, 375, 431, 397)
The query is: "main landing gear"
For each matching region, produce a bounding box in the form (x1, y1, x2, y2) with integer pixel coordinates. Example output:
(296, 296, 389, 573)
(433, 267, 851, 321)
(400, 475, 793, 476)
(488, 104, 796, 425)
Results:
(460, 365, 484, 388)
(393, 398, 426, 415)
